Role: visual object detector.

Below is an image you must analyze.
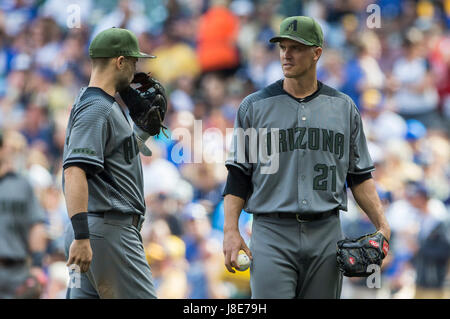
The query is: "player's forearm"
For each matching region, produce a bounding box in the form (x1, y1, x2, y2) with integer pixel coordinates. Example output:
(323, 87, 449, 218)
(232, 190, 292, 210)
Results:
(224, 194, 245, 231)
(351, 178, 391, 240)
(29, 223, 47, 252)
(28, 223, 47, 267)
(64, 166, 89, 218)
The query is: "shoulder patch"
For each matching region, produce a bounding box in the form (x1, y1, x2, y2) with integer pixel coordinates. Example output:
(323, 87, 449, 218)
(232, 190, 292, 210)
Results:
(72, 148, 97, 156)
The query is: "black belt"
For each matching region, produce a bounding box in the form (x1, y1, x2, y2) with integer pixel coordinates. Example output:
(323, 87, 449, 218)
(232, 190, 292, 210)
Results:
(0, 258, 26, 267)
(263, 208, 339, 222)
(87, 211, 143, 230)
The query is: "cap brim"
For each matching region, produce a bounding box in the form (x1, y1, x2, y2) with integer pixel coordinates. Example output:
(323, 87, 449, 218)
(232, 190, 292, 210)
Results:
(131, 52, 156, 58)
(269, 35, 315, 46)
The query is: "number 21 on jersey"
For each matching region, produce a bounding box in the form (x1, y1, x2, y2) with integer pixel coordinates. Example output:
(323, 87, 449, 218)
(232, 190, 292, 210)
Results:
(313, 164, 336, 192)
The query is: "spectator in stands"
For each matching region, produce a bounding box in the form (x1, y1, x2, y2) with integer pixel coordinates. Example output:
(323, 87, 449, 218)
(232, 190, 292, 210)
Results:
(390, 29, 441, 129)
(404, 182, 450, 299)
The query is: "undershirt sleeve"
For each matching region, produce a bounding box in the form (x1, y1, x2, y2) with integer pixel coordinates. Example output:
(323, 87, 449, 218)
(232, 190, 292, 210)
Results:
(346, 172, 372, 188)
(222, 165, 252, 200)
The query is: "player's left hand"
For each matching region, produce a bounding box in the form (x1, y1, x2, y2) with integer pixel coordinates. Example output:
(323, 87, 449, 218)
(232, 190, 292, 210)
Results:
(336, 231, 389, 277)
(30, 267, 48, 286)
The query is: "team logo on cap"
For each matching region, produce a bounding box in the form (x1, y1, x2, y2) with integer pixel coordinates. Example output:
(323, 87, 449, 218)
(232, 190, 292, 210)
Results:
(286, 20, 298, 32)
(349, 257, 355, 265)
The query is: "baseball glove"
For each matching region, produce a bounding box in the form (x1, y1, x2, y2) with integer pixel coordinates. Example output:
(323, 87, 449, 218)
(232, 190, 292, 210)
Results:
(119, 72, 168, 137)
(336, 231, 389, 277)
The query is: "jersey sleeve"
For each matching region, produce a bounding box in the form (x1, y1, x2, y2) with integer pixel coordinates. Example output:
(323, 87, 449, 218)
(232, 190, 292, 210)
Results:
(225, 98, 254, 176)
(348, 101, 375, 175)
(63, 103, 112, 175)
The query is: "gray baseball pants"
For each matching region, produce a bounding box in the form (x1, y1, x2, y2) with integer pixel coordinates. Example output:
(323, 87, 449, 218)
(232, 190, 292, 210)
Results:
(64, 211, 156, 299)
(249, 212, 344, 299)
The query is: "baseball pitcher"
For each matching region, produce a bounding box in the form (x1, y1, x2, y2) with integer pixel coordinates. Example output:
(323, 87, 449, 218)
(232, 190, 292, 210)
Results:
(222, 16, 391, 299)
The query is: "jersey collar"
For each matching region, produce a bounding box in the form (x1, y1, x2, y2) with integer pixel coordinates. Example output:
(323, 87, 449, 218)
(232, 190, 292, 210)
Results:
(85, 87, 116, 103)
(279, 80, 323, 103)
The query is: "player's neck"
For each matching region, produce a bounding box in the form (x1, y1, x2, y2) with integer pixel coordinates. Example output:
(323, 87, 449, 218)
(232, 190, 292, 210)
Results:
(88, 70, 117, 97)
(283, 73, 318, 99)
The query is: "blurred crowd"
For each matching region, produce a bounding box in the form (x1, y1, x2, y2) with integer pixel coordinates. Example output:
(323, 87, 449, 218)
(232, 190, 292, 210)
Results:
(0, 0, 449, 299)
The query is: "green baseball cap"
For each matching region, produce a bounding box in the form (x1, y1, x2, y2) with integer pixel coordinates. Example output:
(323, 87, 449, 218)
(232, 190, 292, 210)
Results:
(270, 16, 324, 47)
(89, 27, 155, 59)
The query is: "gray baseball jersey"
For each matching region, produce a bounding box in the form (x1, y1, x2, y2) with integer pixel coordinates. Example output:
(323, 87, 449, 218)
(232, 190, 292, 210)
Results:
(62, 87, 146, 215)
(0, 173, 46, 260)
(226, 80, 374, 214)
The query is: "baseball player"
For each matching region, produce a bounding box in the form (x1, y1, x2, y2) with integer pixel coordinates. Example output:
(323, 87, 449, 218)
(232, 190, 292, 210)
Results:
(0, 130, 47, 298)
(63, 27, 167, 299)
(223, 16, 391, 298)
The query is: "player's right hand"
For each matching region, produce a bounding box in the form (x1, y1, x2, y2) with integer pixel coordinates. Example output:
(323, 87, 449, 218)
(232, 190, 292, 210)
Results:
(67, 239, 92, 273)
(223, 229, 252, 273)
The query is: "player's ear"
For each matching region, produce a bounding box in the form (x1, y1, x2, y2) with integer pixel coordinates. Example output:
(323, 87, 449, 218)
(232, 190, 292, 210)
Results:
(116, 56, 126, 70)
(313, 46, 322, 62)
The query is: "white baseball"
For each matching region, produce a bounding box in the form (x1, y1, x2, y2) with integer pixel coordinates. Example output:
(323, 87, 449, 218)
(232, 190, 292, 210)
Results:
(236, 253, 251, 271)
